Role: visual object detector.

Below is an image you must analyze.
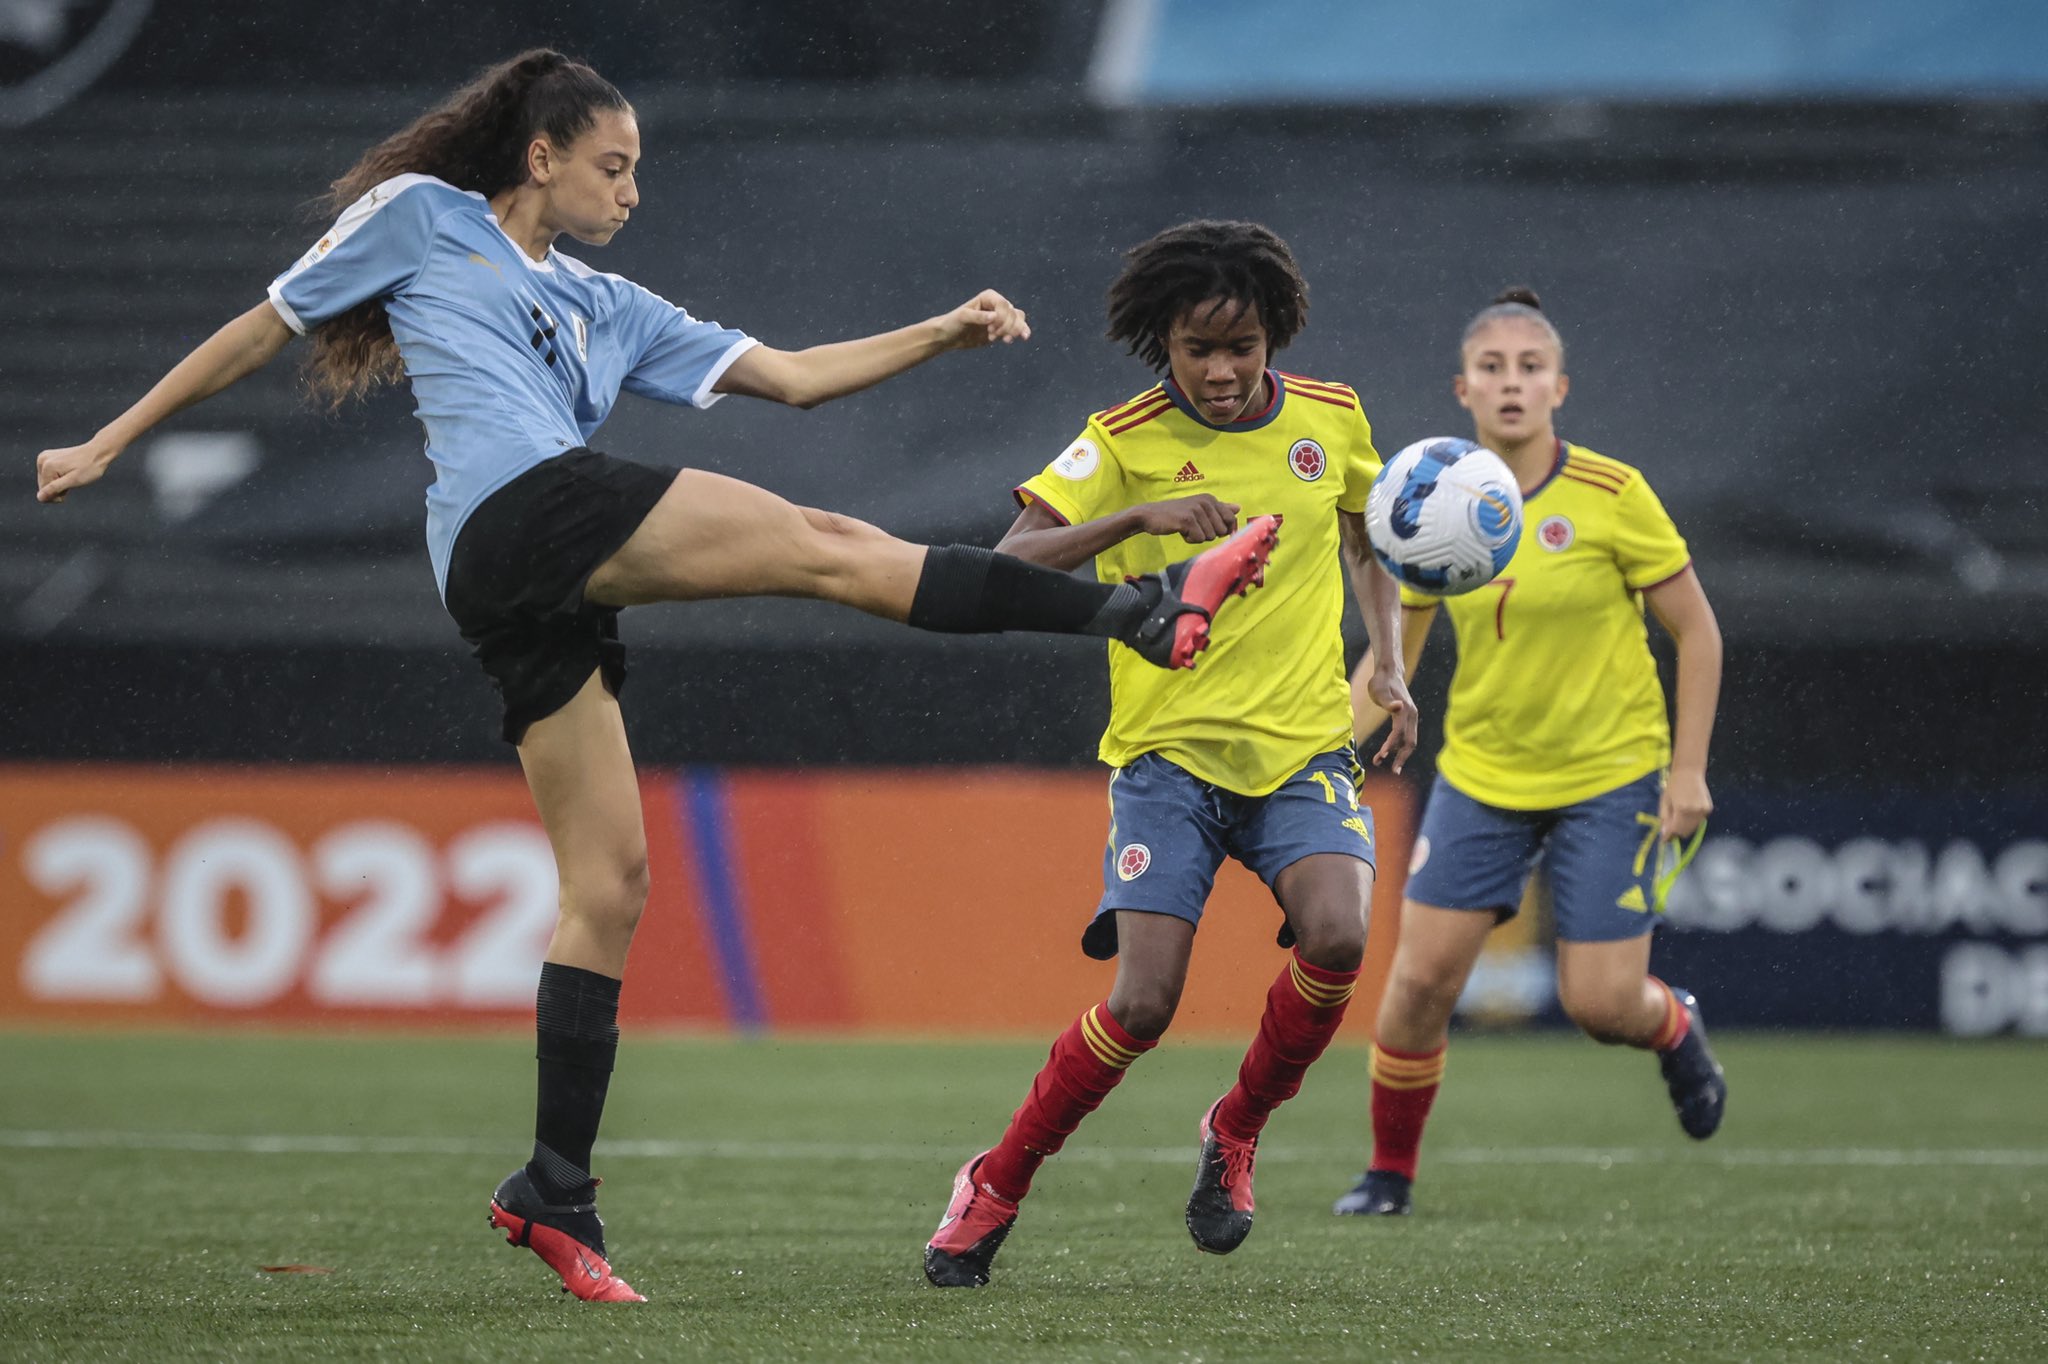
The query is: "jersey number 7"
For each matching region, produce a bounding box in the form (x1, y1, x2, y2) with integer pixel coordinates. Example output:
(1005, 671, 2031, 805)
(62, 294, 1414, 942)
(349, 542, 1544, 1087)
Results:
(1488, 577, 1516, 640)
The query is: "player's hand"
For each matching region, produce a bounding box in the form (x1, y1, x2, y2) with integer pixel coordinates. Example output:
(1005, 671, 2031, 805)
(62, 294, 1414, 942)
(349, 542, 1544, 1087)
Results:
(937, 289, 1031, 349)
(35, 438, 121, 503)
(1134, 494, 1239, 543)
(1661, 768, 1713, 840)
(1365, 665, 1418, 775)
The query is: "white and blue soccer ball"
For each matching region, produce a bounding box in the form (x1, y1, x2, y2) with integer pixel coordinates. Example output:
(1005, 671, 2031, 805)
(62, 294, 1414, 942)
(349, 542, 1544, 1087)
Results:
(1365, 437, 1523, 595)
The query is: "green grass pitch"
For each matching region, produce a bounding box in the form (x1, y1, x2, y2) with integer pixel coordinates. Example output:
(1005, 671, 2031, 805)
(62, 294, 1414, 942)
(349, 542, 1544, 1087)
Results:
(2, 1029, 2043, 1362)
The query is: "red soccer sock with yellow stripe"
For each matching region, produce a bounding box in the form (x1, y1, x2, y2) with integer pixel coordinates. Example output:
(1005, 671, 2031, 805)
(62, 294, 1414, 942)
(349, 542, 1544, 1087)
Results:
(1646, 975, 1692, 1051)
(1369, 1040, 1447, 1180)
(976, 1002, 1156, 1202)
(1212, 950, 1360, 1144)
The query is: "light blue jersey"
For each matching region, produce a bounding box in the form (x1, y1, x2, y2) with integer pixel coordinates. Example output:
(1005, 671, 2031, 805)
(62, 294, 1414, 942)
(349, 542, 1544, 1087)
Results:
(267, 173, 758, 595)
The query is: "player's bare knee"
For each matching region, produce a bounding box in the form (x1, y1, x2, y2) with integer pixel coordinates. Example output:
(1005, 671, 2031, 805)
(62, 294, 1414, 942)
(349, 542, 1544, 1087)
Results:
(789, 505, 891, 595)
(560, 853, 650, 942)
(798, 505, 878, 539)
(1575, 1019, 1634, 1047)
(1562, 994, 1634, 1045)
(1285, 893, 1367, 971)
(1388, 958, 1463, 1014)
(618, 854, 652, 921)
(800, 505, 884, 554)
(1295, 924, 1365, 973)
(1106, 984, 1181, 1041)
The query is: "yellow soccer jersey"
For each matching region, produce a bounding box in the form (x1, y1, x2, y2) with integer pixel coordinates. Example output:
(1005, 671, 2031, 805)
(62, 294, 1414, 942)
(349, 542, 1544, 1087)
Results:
(1401, 441, 1692, 810)
(1017, 371, 1381, 797)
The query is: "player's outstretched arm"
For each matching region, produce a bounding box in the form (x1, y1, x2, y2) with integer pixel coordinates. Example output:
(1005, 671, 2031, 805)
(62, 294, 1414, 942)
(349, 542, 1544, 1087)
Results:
(712, 288, 1030, 410)
(36, 301, 295, 503)
(996, 494, 1239, 573)
(1340, 510, 1421, 773)
(1645, 565, 1722, 840)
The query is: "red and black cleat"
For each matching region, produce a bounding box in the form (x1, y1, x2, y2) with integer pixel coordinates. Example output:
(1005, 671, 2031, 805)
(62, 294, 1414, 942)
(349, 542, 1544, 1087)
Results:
(1185, 1099, 1258, 1255)
(488, 1168, 645, 1303)
(1658, 988, 1728, 1140)
(1127, 514, 1282, 670)
(923, 1152, 1019, 1288)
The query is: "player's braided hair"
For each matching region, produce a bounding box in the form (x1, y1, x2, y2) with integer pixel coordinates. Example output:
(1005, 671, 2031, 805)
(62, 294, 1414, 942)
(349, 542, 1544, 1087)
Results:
(1105, 220, 1308, 372)
(1461, 285, 1565, 365)
(304, 50, 631, 408)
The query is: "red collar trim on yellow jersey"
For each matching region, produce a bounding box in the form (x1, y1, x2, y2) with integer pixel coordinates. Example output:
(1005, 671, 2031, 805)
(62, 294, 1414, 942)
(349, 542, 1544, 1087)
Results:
(1162, 369, 1285, 432)
(1521, 437, 1569, 501)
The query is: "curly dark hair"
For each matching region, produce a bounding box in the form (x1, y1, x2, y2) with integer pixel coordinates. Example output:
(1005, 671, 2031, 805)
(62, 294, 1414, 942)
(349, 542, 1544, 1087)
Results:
(304, 49, 630, 408)
(1105, 220, 1309, 372)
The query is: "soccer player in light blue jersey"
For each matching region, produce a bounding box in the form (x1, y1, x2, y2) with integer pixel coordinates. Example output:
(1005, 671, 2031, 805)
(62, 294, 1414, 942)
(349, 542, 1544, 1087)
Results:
(32, 49, 1281, 1302)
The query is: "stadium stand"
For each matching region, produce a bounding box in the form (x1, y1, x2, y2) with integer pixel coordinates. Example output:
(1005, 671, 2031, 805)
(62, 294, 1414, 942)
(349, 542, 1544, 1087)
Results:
(5, 1, 2043, 775)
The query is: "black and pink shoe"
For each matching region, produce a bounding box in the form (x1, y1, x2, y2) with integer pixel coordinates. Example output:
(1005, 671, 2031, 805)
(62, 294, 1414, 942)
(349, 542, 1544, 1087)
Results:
(1186, 1098, 1258, 1254)
(924, 1152, 1019, 1288)
(1127, 514, 1282, 669)
(488, 1168, 645, 1303)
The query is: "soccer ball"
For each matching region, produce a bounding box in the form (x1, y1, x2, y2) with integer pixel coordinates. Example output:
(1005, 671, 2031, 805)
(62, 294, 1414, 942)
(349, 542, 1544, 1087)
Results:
(1365, 438, 1523, 595)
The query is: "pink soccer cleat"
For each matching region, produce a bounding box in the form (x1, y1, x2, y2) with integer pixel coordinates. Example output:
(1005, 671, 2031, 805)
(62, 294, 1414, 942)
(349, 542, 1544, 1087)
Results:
(488, 1168, 645, 1303)
(1127, 514, 1282, 669)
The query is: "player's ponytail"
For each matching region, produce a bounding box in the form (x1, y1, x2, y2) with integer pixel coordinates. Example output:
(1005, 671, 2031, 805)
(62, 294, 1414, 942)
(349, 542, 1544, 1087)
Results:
(1461, 285, 1564, 364)
(304, 50, 631, 408)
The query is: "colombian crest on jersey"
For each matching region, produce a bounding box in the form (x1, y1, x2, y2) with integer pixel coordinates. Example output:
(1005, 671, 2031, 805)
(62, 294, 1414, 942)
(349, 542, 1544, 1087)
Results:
(1115, 843, 1151, 881)
(1288, 438, 1326, 482)
(1537, 514, 1576, 551)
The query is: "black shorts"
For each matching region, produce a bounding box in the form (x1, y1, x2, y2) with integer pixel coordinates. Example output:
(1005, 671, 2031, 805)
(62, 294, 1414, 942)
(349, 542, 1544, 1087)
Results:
(444, 448, 676, 745)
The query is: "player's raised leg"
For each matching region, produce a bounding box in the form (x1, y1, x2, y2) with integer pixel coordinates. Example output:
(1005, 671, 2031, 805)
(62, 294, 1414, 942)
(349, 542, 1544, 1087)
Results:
(485, 671, 648, 1303)
(1556, 938, 1726, 1139)
(1547, 778, 1725, 1139)
(1655, 985, 1726, 1139)
(586, 469, 1278, 668)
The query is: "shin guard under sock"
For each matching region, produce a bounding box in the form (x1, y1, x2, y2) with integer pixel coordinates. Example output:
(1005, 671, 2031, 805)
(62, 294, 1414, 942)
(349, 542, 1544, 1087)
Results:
(1647, 976, 1691, 1051)
(1213, 950, 1360, 1143)
(907, 544, 1145, 637)
(977, 1003, 1156, 1201)
(528, 962, 622, 1201)
(1368, 1040, 1446, 1181)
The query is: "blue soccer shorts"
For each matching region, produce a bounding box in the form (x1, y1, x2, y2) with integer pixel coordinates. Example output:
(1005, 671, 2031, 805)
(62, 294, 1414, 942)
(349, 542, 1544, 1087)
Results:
(1402, 770, 1664, 943)
(1081, 748, 1378, 959)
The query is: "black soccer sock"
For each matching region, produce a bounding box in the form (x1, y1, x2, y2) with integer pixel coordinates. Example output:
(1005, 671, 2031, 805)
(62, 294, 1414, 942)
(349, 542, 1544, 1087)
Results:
(527, 962, 622, 1202)
(907, 544, 1149, 638)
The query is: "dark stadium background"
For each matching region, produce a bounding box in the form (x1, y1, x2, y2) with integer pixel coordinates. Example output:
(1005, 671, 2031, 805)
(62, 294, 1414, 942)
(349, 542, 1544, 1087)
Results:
(3, 0, 2043, 1035)
(3, 7, 2045, 1361)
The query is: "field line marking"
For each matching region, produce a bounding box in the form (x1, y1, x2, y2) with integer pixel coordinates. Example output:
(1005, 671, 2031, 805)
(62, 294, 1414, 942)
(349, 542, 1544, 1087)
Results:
(3, 1130, 2046, 1168)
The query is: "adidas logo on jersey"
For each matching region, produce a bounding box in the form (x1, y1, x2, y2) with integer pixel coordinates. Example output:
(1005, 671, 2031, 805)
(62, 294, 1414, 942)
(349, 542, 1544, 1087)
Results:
(1173, 461, 1204, 483)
